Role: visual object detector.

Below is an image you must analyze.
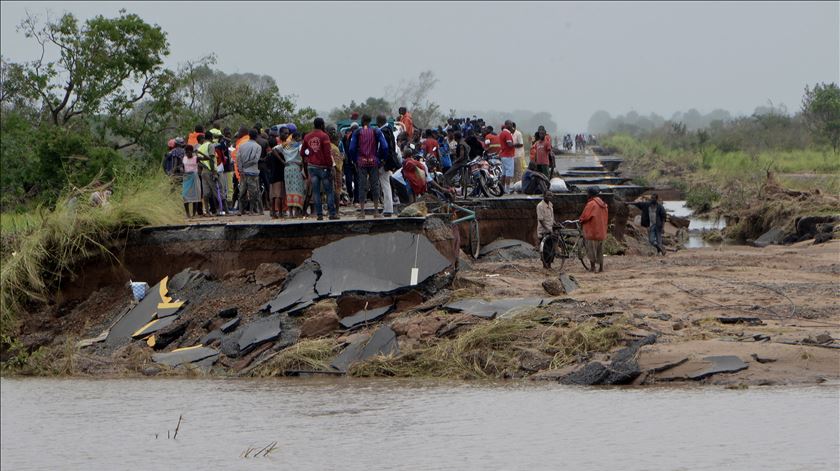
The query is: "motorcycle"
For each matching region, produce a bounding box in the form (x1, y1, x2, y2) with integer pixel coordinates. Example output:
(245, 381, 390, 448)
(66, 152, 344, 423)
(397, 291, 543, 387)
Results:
(465, 152, 503, 198)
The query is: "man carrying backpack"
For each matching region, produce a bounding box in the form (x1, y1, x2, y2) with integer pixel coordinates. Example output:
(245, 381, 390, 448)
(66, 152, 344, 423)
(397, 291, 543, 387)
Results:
(349, 115, 389, 219)
(375, 115, 399, 217)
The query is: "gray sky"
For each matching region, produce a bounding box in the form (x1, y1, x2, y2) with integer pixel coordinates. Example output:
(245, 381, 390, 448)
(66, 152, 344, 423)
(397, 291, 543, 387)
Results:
(1, 1, 838, 132)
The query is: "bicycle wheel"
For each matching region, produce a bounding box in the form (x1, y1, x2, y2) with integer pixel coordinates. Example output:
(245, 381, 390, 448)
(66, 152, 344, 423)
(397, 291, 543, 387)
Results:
(576, 239, 593, 271)
(555, 236, 569, 272)
(468, 219, 480, 259)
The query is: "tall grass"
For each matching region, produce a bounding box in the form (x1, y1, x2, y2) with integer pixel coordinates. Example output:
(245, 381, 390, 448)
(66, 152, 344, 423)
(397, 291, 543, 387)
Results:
(0, 171, 182, 334)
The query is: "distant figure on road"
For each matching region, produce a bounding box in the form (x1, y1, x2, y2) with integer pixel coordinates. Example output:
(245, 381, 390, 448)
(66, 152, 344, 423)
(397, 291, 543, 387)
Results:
(577, 187, 609, 272)
(630, 193, 667, 255)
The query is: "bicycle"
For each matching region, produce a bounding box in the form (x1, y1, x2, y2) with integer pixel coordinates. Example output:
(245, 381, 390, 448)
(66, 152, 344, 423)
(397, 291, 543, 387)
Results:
(427, 197, 481, 258)
(541, 220, 592, 272)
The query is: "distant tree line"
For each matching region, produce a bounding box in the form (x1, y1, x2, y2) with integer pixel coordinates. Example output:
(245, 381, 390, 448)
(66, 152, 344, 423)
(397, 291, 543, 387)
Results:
(589, 83, 840, 154)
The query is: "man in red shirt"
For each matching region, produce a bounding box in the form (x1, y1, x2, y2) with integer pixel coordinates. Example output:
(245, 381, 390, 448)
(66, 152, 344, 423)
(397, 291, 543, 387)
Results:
(576, 187, 609, 272)
(532, 126, 553, 178)
(398, 107, 414, 142)
(422, 129, 439, 160)
(302, 117, 339, 220)
(498, 121, 516, 193)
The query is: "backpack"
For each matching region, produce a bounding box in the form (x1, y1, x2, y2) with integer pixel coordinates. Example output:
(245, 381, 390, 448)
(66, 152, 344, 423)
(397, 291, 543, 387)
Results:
(379, 126, 400, 172)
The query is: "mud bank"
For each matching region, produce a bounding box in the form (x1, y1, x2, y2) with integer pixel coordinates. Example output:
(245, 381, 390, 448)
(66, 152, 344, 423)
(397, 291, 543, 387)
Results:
(6, 226, 838, 387)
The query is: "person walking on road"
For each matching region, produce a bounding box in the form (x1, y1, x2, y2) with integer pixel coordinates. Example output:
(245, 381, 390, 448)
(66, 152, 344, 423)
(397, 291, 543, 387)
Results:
(576, 187, 609, 272)
(629, 193, 667, 255)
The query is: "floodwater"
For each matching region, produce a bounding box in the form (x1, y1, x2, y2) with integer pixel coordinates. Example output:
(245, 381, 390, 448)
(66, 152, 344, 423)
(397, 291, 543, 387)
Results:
(663, 200, 727, 248)
(2, 378, 838, 471)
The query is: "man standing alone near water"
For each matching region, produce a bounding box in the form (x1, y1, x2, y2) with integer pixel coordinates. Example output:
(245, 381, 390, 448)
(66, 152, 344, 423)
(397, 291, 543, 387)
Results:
(577, 187, 609, 272)
(630, 193, 667, 255)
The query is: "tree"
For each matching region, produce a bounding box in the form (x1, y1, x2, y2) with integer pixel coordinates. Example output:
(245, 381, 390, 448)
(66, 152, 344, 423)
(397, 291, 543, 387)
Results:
(176, 57, 315, 132)
(386, 70, 442, 129)
(328, 97, 391, 123)
(8, 11, 170, 127)
(802, 82, 840, 154)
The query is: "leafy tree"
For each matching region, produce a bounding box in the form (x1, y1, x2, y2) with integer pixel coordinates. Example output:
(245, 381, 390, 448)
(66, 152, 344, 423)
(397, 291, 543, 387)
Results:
(7, 11, 170, 127)
(802, 82, 840, 154)
(176, 56, 315, 132)
(386, 70, 442, 129)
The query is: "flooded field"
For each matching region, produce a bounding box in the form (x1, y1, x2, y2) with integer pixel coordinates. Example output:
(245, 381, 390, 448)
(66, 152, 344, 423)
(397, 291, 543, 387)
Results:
(2, 378, 838, 470)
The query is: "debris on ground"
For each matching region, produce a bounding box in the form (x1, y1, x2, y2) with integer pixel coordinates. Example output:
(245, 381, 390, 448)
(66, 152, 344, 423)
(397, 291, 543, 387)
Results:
(330, 325, 398, 372)
(444, 297, 554, 319)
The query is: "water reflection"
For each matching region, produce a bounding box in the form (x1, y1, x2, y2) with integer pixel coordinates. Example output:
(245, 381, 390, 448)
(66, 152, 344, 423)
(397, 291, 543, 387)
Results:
(2, 378, 838, 471)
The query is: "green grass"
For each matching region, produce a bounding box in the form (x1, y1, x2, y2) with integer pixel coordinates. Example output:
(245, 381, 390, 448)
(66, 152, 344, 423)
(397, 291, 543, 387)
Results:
(0, 171, 182, 335)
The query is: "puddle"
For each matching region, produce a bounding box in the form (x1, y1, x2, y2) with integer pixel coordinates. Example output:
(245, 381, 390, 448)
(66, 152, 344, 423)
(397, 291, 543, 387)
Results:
(662, 201, 727, 248)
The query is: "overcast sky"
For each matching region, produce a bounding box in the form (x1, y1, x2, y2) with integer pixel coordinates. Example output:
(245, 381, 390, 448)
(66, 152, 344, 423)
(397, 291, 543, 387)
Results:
(1, 1, 838, 132)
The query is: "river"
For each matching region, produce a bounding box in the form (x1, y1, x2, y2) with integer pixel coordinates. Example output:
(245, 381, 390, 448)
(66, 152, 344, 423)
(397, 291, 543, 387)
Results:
(663, 200, 727, 248)
(2, 378, 838, 470)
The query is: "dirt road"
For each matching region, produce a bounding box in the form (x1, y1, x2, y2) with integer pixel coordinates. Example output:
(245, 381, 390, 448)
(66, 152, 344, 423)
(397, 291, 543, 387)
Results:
(463, 239, 840, 385)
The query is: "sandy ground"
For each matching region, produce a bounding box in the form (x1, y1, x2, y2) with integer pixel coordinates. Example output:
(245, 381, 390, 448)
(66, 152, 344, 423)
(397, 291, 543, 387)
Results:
(461, 239, 840, 385)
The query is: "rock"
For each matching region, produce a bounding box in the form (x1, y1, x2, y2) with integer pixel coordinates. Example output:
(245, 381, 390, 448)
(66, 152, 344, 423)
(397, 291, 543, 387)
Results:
(750, 353, 777, 364)
(668, 215, 690, 229)
(394, 291, 426, 311)
(406, 316, 448, 339)
(672, 320, 685, 331)
(796, 215, 840, 238)
(220, 336, 241, 358)
(399, 202, 428, 217)
(219, 307, 238, 318)
(814, 232, 833, 244)
(752, 227, 785, 248)
(559, 335, 656, 385)
(223, 268, 248, 280)
(648, 312, 672, 321)
(516, 348, 553, 372)
(301, 310, 340, 338)
(141, 366, 161, 376)
(804, 332, 834, 345)
(254, 263, 289, 287)
(542, 278, 564, 296)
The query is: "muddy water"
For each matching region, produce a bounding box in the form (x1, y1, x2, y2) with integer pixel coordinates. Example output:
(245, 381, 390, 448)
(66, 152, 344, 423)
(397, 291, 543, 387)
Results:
(2, 378, 838, 470)
(663, 200, 727, 248)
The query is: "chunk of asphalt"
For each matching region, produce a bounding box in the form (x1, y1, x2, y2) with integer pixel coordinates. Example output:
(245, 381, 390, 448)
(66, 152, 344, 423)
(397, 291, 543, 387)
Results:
(330, 326, 398, 372)
(131, 315, 178, 339)
(263, 261, 320, 314)
(339, 306, 392, 331)
(237, 314, 283, 354)
(559, 274, 578, 294)
(312, 232, 450, 297)
(220, 317, 240, 333)
(106, 279, 165, 345)
(444, 297, 552, 320)
(560, 334, 657, 385)
(687, 355, 748, 380)
(198, 329, 223, 346)
(152, 346, 219, 367)
(717, 317, 764, 326)
(478, 239, 532, 257)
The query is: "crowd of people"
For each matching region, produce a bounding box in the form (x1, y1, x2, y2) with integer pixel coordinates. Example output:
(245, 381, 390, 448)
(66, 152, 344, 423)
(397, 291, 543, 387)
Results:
(160, 108, 606, 221)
